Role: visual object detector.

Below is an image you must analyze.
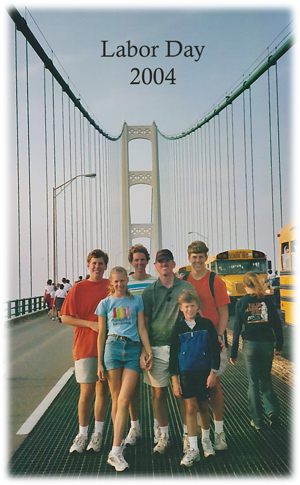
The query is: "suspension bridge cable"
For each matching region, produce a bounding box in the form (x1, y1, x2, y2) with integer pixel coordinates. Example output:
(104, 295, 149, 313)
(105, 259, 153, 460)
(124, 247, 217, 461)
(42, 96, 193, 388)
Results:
(275, 62, 283, 229)
(14, 26, 22, 299)
(248, 86, 257, 248)
(25, 37, 33, 296)
(213, 116, 219, 250)
(68, 95, 75, 282)
(61, 89, 68, 277)
(73, 104, 80, 278)
(217, 114, 224, 249)
(242, 90, 250, 248)
(8, 7, 123, 142)
(225, 106, 232, 248)
(43, 67, 50, 280)
(230, 104, 238, 249)
(208, 122, 214, 250)
(267, 67, 277, 269)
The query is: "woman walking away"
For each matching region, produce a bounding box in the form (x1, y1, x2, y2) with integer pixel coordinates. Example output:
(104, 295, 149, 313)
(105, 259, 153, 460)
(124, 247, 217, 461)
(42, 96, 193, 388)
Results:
(230, 272, 283, 430)
(95, 267, 153, 472)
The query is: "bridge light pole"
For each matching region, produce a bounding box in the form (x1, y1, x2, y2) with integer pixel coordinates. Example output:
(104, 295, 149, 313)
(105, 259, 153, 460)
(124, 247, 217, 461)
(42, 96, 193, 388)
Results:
(52, 173, 96, 284)
(187, 231, 209, 245)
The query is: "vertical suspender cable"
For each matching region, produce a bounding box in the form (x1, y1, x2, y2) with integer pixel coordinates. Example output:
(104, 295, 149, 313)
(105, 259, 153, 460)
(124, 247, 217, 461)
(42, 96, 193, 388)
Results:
(213, 117, 219, 250)
(230, 104, 238, 249)
(267, 67, 277, 268)
(249, 86, 257, 248)
(61, 89, 67, 277)
(94, 129, 99, 245)
(73, 104, 79, 278)
(242, 90, 250, 248)
(51, 66, 57, 282)
(226, 106, 232, 248)
(218, 115, 224, 249)
(68, 94, 75, 282)
(25, 38, 33, 296)
(14, 27, 22, 299)
(200, 128, 205, 239)
(43, 67, 50, 280)
(79, 114, 85, 265)
(275, 62, 283, 229)
(208, 122, 214, 251)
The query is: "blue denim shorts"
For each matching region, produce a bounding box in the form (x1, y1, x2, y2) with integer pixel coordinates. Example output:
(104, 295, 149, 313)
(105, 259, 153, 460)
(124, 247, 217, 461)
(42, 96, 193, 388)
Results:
(104, 335, 141, 372)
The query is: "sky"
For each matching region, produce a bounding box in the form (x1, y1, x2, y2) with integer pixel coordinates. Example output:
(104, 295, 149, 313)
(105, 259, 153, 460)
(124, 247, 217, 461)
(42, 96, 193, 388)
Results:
(1, 0, 298, 300)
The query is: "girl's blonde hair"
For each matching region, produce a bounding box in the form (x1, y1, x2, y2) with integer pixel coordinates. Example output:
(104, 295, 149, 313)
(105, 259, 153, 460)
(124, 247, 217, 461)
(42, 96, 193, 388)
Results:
(108, 266, 133, 299)
(243, 272, 265, 299)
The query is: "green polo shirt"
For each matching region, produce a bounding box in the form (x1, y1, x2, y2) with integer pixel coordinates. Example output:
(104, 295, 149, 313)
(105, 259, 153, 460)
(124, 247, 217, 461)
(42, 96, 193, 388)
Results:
(142, 275, 193, 346)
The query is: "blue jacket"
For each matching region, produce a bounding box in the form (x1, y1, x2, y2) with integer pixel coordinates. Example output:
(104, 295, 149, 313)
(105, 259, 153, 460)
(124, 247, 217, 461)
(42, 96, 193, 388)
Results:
(169, 312, 221, 375)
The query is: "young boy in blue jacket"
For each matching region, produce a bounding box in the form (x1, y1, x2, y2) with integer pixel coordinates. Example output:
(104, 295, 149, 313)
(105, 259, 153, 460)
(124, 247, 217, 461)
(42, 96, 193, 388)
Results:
(169, 289, 221, 467)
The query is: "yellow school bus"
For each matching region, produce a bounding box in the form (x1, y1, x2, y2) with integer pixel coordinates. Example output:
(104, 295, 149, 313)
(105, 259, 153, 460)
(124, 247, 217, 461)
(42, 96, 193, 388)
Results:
(175, 249, 272, 310)
(277, 221, 297, 325)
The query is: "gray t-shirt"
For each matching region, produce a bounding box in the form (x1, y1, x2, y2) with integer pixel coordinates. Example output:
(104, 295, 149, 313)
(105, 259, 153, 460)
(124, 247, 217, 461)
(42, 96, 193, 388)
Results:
(142, 276, 193, 346)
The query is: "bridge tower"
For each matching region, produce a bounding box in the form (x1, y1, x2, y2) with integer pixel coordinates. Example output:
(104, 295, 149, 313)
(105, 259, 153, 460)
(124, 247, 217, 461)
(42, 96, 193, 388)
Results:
(121, 121, 162, 269)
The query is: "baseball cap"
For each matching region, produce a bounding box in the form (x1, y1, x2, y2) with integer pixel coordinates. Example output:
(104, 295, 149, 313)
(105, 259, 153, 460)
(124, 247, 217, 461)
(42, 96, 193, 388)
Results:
(155, 249, 174, 262)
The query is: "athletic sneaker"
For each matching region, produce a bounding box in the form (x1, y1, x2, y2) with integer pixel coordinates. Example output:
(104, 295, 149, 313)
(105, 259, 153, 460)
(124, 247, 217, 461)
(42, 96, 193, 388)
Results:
(269, 414, 280, 427)
(183, 433, 189, 453)
(180, 448, 200, 467)
(202, 437, 215, 457)
(154, 426, 161, 444)
(69, 433, 87, 453)
(86, 432, 102, 452)
(153, 432, 170, 454)
(214, 431, 228, 450)
(250, 420, 262, 430)
(124, 427, 141, 446)
(107, 449, 129, 472)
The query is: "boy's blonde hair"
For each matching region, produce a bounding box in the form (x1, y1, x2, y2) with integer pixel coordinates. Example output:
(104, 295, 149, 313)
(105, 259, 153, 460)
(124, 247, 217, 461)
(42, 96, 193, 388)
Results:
(243, 272, 265, 299)
(177, 289, 200, 308)
(108, 266, 132, 299)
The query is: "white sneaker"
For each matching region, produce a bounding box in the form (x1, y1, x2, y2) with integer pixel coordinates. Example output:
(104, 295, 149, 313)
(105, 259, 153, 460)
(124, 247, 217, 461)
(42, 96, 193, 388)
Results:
(183, 433, 190, 453)
(214, 431, 227, 450)
(69, 433, 87, 453)
(202, 437, 215, 457)
(86, 432, 102, 452)
(107, 449, 129, 472)
(153, 432, 170, 454)
(154, 426, 161, 444)
(180, 448, 200, 467)
(124, 427, 141, 446)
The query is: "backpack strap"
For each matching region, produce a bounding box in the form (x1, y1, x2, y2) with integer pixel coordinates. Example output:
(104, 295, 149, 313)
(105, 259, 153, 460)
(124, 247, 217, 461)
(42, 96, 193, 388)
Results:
(183, 271, 216, 301)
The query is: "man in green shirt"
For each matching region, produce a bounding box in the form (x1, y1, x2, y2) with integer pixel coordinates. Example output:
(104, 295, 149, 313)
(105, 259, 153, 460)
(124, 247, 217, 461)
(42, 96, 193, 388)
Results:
(141, 249, 193, 454)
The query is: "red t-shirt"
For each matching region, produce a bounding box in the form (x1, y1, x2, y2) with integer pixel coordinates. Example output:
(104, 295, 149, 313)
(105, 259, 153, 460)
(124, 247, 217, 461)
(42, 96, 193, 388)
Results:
(60, 278, 109, 361)
(186, 271, 230, 328)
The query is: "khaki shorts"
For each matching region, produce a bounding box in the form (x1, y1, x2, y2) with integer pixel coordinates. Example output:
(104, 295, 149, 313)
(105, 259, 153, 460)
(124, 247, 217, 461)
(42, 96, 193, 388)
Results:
(217, 345, 228, 377)
(74, 357, 98, 384)
(143, 345, 170, 388)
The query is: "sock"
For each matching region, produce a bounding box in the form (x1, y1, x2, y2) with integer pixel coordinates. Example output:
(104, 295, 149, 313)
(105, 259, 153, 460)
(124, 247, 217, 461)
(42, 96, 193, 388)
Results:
(201, 428, 210, 440)
(131, 420, 140, 430)
(154, 418, 159, 430)
(214, 420, 224, 434)
(94, 421, 104, 434)
(183, 424, 188, 435)
(188, 436, 199, 451)
(160, 425, 169, 438)
(79, 425, 88, 438)
(112, 445, 121, 454)
(197, 413, 201, 426)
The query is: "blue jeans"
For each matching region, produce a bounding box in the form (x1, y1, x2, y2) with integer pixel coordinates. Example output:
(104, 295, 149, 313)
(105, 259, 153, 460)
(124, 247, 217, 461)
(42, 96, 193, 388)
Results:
(242, 340, 280, 427)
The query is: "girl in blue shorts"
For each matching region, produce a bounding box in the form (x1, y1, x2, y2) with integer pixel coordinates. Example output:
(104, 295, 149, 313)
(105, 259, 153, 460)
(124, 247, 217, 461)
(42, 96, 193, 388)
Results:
(95, 266, 153, 472)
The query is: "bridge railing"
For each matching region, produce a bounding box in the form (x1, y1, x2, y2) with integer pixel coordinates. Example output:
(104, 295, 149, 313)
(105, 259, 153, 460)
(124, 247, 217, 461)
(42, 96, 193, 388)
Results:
(5, 296, 47, 323)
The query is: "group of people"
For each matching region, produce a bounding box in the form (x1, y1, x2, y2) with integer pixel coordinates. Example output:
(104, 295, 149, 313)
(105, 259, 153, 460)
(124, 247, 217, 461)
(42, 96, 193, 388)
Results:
(43, 278, 73, 320)
(57, 241, 283, 472)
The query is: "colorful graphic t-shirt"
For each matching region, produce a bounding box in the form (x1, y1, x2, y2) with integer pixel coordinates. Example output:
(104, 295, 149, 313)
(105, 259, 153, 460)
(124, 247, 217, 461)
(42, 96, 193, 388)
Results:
(95, 294, 144, 342)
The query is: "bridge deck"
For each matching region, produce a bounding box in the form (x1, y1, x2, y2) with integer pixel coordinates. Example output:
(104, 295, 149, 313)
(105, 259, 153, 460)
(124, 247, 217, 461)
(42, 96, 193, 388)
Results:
(9, 336, 293, 478)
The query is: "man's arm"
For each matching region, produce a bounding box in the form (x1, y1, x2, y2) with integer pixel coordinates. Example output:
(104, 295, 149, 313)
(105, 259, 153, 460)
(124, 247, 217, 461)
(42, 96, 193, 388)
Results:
(61, 314, 98, 333)
(217, 304, 228, 336)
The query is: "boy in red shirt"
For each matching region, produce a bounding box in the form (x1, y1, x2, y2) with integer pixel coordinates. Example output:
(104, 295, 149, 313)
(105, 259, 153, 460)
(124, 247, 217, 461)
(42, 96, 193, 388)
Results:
(60, 249, 110, 453)
(183, 240, 230, 451)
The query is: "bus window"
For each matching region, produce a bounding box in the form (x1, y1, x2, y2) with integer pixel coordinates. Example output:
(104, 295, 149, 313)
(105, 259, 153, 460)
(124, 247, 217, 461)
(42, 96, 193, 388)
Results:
(290, 240, 297, 270)
(281, 242, 290, 270)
